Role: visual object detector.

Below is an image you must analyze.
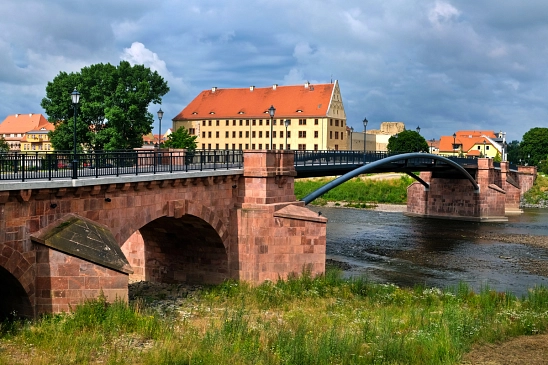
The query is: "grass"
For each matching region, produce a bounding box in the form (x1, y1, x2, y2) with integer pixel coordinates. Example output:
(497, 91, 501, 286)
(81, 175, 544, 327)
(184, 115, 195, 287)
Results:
(294, 176, 414, 206)
(2, 270, 548, 364)
(523, 173, 548, 204)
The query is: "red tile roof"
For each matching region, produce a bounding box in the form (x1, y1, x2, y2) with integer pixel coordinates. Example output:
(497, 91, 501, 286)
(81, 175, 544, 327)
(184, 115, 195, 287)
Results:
(0, 113, 52, 134)
(439, 133, 494, 153)
(173, 82, 337, 121)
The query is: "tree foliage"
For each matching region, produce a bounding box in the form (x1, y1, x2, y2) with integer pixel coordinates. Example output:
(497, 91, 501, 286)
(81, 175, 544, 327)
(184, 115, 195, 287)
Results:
(0, 136, 9, 152)
(520, 128, 548, 167)
(41, 61, 169, 151)
(163, 127, 198, 150)
(386, 130, 429, 153)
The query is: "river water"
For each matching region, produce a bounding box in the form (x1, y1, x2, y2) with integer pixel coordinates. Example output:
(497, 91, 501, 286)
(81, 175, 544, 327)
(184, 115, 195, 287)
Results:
(308, 206, 548, 297)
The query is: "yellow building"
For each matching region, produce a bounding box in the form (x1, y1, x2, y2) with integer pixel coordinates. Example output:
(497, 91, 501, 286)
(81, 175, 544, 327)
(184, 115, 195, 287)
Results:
(0, 113, 54, 152)
(172, 81, 347, 150)
(438, 130, 502, 158)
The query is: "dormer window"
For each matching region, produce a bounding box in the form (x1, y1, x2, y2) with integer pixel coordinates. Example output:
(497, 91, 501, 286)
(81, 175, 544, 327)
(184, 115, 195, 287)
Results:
(238, 111, 244, 114)
(192, 112, 198, 115)
(296, 109, 303, 113)
(209, 111, 215, 115)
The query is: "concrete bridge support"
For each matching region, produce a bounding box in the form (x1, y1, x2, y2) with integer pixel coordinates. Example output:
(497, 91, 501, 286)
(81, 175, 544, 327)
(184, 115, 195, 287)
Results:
(407, 158, 537, 221)
(0, 151, 326, 317)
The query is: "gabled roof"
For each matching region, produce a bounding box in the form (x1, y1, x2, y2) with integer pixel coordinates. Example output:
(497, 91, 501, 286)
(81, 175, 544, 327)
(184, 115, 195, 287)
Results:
(173, 82, 337, 121)
(0, 113, 53, 134)
(439, 134, 494, 153)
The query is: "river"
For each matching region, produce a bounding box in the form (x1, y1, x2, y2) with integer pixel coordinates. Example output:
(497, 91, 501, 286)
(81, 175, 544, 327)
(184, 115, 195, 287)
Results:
(308, 206, 548, 297)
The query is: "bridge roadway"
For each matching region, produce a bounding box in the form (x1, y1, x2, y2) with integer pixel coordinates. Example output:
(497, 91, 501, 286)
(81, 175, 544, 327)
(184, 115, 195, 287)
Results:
(0, 149, 517, 185)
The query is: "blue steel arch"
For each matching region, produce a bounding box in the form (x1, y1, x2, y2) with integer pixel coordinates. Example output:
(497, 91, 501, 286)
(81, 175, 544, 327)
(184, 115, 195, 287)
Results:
(301, 153, 479, 205)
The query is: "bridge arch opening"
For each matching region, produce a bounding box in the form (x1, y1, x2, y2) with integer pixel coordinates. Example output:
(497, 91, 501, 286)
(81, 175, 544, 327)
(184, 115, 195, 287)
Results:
(0, 266, 33, 319)
(122, 215, 229, 285)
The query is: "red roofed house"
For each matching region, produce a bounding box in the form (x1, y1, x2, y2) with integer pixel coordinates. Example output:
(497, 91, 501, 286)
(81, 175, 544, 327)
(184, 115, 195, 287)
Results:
(172, 81, 347, 150)
(439, 130, 503, 158)
(0, 113, 55, 152)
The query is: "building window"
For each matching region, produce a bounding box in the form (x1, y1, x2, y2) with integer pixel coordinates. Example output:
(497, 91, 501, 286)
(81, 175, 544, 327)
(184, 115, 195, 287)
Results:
(298, 144, 306, 150)
(252, 144, 256, 150)
(287, 131, 291, 138)
(330, 119, 333, 126)
(334, 144, 339, 150)
(273, 131, 276, 138)
(202, 143, 205, 149)
(240, 131, 243, 138)
(314, 144, 318, 150)
(252, 120, 256, 126)
(202, 131, 206, 138)
(272, 144, 276, 149)
(239, 120, 243, 126)
(259, 131, 262, 138)
(216, 120, 220, 126)
(202, 120, 206, 126)
(225, 131, 229, 138)
(280, 131, 284, 138)
(246, 131, 249, 138)
(252, 131, 256, 138)
(245, 144, 249, 149)
(299, 119, 307, 125)
(335, 120, 339, 127)
(314, 119, 319, 125)
(259, 120, 263, 126)
(341, 134, 343, 141)
(298, 131, 307, 138)
(239, 144, 243, 149)
(335, 131, 339, 139)
(215, 143, 219, 149)
(232, 143, 236, 149)
(208, 143, 212, 149)
(330, 131, 333, 139)
(266, 131, 269, 138)
(287, 144, 291, 149)
(232, 131, 236, 138)
(245, 120, 249, 126)
(233, 120, 236, 126)
(225, 143, 228, 149)
(314, 131, 318, 138)
(259, 144, 262, 149)
(208, 120, 212, 126)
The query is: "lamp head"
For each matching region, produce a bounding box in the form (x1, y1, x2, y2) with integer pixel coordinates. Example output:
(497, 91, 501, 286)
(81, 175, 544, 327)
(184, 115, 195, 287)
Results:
(416, 125, 421, 133)
(268, 105, 276, 117)
(157, 108, 164, 120)
(284, 119, 290, 127)
(71, 88, 80, 105)
(362, 117, 368, 127)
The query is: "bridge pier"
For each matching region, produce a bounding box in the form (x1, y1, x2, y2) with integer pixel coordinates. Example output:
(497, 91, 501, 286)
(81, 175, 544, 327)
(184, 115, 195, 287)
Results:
(407, 158, 536, 221)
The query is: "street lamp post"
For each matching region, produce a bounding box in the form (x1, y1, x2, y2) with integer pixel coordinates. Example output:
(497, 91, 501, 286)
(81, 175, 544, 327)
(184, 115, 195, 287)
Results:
(71, 88, 80, 179)
(430, 138, 435, 153)
(416, 125, 421, 134)
(284, 119, 290, 149)
(157, 108, 164, 149)
(452, 133, 456, 157)
(350, 127, 354, 150)
(268, 105, 276, 149)
(362, 117, 368, 153)
(483, 140, 486, 158)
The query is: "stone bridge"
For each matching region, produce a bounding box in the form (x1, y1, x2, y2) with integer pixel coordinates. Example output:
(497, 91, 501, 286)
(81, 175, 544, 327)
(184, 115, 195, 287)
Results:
(0, 151, 326, 318)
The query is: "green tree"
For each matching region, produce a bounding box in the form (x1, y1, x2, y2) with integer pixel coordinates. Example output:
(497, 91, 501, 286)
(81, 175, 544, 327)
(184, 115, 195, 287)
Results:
(163, 127, 198, 150)
(507, 140, 521, 164)
(520, 128, 548, 167)
(0, 136, 9, 152)
(41, 61, 169, 151)
(387, 130, 429, 153)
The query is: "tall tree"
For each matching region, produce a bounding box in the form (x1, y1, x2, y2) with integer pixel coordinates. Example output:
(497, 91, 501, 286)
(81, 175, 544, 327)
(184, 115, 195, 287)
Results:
(163, 127, 198, 150)
(387, 130, 429, 153)
(520, 128, 548, 166)
(0, 136, 9, 152)
(41, 61, 169, 151)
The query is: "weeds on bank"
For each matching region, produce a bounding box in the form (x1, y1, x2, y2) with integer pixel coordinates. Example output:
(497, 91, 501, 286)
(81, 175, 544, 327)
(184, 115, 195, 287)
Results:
(524, 173, 548, 204)
(294, 176, 413, 206)
(2, 270, 548, 364)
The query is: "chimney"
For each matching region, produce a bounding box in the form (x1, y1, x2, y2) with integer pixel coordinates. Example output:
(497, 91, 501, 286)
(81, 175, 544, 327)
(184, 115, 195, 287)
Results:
(211, 87, 217, 92)
(272, 84, 278, 90)
(304, 81, 310, 89)
(250, 86, 255, 91)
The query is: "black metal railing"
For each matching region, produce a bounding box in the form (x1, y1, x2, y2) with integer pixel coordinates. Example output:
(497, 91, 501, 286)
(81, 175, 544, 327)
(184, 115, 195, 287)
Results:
(0, 150, 243, 182)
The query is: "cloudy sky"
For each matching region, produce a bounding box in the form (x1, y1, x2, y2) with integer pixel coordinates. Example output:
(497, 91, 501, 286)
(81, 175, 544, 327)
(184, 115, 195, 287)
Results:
(1, 0, 547, 142)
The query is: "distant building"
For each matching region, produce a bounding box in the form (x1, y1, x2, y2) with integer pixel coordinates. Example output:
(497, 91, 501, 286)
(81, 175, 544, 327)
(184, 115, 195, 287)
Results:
(0, 114, 54, 151)
(439, 130, 504, 158)
(348, 122, 405, 152)
(172, 81, 347, 150)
